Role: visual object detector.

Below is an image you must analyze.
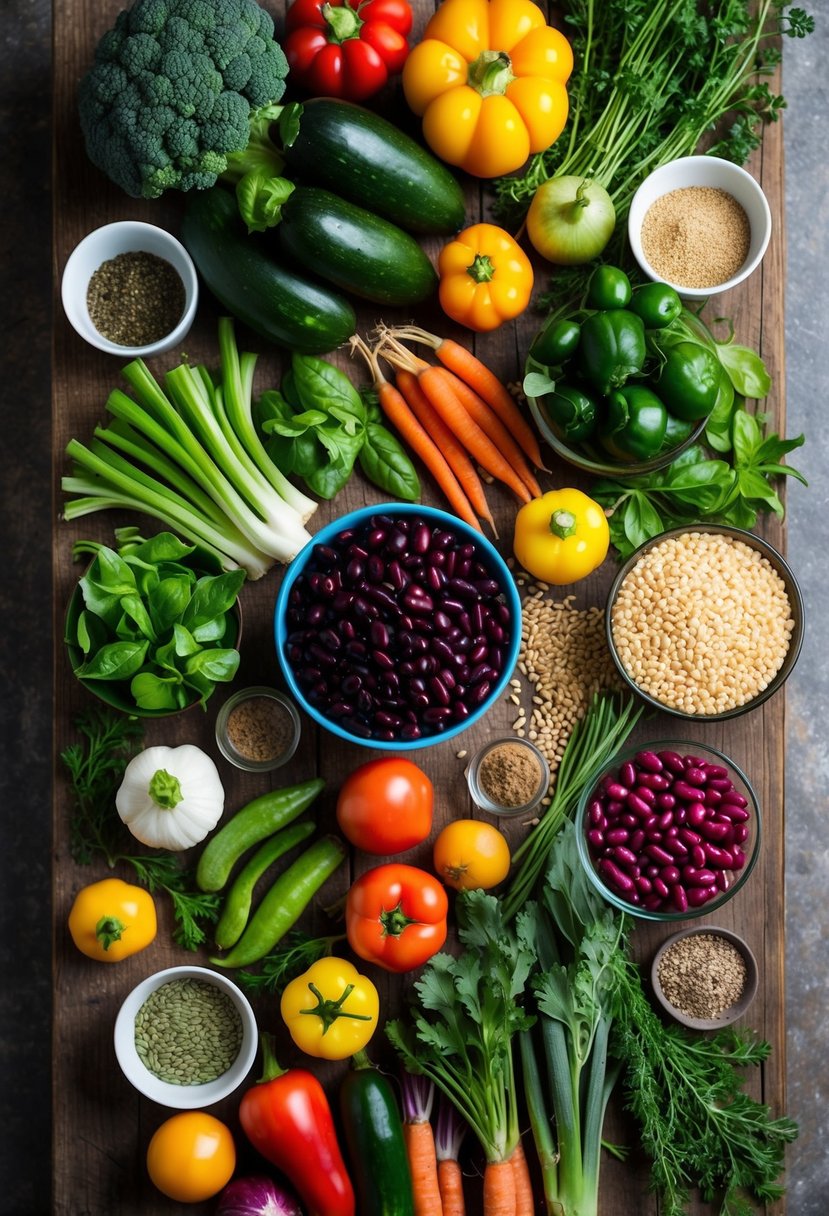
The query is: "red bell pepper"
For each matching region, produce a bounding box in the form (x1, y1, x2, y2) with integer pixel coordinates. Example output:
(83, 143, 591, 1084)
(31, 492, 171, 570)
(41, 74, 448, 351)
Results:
(345, 862, 448, 972)
(284, 0, 412, 102)
(239, 1034, 355, 1216)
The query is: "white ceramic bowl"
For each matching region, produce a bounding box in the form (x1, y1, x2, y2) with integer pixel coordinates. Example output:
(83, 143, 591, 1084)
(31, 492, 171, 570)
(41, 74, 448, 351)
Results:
(61, 220, 198, 357)
(114, 965, 258, 1108)
(628, 156, 772, 299)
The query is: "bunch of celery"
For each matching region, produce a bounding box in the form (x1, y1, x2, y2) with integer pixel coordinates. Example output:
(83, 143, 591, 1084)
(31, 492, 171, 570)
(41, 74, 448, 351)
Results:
(62, 318, 316, 579)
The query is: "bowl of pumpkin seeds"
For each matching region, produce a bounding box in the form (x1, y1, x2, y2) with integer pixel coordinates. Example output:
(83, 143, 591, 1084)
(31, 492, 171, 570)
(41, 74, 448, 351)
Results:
(114, 965, 258, 1108)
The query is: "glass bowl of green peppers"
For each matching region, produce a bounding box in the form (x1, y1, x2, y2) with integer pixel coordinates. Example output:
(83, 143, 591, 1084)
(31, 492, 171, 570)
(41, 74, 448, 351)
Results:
(523, 267, 724, 477)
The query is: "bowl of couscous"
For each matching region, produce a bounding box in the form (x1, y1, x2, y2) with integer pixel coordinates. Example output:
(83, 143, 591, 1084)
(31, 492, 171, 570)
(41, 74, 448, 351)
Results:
(605, 525, 804, 720)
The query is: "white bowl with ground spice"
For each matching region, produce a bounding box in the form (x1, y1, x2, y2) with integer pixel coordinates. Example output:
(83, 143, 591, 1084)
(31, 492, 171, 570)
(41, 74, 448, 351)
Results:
(466, 737, 550, 818)
(651, 927, 758, 1029)
(628, 156, 772, 299)
(61, 220, 198, 357)
(606, 525, 803, 721)
(215, 686, 302, 772)
(114, 965, 258, 1108)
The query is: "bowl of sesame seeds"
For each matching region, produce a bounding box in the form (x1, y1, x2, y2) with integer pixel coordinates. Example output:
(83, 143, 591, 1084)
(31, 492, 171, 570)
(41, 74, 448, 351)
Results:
(605, 525, 803, 720)
(650, 926, 759, 1029)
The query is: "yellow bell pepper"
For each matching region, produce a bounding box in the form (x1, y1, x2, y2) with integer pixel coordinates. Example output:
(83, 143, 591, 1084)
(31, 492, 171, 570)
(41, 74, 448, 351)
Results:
(280, 957, 379, 1060)
(402, 0, 572, 178)
(67, 877, 157, 962)
(438, 223, 534, 331)
(513, 488, 609, 584)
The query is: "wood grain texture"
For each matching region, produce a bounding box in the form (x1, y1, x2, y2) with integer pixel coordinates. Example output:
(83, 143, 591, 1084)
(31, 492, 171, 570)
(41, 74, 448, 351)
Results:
(52, 0, 790, 1212)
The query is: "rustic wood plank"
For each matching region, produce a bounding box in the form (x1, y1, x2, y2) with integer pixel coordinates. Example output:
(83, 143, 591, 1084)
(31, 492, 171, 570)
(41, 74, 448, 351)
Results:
(52, 0, 791, 1212)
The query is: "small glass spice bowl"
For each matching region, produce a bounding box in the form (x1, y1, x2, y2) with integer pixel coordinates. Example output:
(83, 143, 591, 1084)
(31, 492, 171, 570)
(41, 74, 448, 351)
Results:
(650, 926, 759, 1030)
(113, 966, 258, 1109)
(466, 737, 551, 818)
(574, 740, 761, 922)
(61, 220, 199, 357)
(215, 686, 302, 773)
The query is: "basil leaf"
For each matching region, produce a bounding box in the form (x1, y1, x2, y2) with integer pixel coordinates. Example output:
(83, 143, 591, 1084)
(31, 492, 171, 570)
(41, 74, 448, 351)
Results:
(737, 468, 785, 516)
(76, 640, 149, 681)
(90, 547, 139, 596)
(191, 616, 230, 643)
(154, 638, 186, 677)
(184, 648, 241, 683)
(130, 672, 180, 711)
(622, 492, 665, 549)
(78, 573, 124, 630)
(75, 609, 107, 656)
(173, 623, 202, 657)
(149, 575, 194, 633)
(291, 354, 366, 423)
(717, 342, 772, 399)
(359, 423, 421, 501)
(731, 408, 763, 466)
(119, 593, 157, 641)
(127, 532, 196, 566)
(182, 571, 245, 629)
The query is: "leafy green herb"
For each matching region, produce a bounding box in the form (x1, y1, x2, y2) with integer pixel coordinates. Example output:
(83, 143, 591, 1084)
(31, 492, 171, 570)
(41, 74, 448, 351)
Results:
(60, 706, 220, 950)
(235, 932, 346, 994)
(256, 356, 420, 501)
(387, 891, 534, 1165)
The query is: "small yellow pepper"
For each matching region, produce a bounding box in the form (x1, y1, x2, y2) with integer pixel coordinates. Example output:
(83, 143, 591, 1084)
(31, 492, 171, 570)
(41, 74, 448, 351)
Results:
(67, 877, 157, 962)
(513, 488, 609, 584)
(438, 223, 534, 331)
(280, 957, 379, 1060)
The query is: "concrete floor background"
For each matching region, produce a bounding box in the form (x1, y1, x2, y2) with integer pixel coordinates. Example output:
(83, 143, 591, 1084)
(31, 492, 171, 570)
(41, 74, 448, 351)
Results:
(0, 2, 826, 1212)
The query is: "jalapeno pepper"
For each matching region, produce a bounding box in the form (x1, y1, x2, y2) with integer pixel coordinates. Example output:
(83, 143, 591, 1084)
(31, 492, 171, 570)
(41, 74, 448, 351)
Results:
(629, 281, 683, 329)
(586, 265, 632, 311)
(599, 384, 667, 462)
(577, 308, 646, 396)
(657, 341, 722, 421)
(539, 383, 597, 444)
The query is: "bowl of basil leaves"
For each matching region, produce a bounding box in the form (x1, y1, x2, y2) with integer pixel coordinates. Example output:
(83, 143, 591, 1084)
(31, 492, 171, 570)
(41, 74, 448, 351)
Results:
(64, 529, 244, 717)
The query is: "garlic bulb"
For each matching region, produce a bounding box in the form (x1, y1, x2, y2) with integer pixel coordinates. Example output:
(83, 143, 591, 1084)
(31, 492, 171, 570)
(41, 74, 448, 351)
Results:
(116, 744, 225, 851)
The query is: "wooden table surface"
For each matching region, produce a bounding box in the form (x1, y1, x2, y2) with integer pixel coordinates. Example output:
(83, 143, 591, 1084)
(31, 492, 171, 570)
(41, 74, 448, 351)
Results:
(52, 1, 790, 1212)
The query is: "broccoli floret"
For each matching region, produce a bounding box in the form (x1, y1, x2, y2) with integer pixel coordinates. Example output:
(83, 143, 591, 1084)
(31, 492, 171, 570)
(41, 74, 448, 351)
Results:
(78, 0, 289, 199)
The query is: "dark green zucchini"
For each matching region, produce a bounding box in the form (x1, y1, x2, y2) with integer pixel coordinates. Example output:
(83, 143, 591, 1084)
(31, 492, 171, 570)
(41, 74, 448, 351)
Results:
(284, 98, 466, 236)
(277, 186, 438, 307)
(340, 1057, 415, 1216)
(181, 187, 356, 354)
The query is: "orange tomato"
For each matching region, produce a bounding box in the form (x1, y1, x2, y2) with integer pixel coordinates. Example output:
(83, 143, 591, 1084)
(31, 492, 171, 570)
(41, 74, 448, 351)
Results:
(432, 819, 511, 890)
(146, 1112, 235, 1203)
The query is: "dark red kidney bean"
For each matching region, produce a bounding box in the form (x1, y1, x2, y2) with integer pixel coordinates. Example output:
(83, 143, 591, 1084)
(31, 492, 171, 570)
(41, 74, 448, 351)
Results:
(598, 859, 636, 894)
(657, 810, 673, 830)
(476, 579, 501, 596)
(606, 800, 624, 817)
(431, 638, 454, 664)
(614, 846, 639, 867)
(423, 706, 452, 724)
(660, 865, 680, 885)
(374, 710, 402, 728)
(731, 846, 746, 869)
(411, 522, 430, 553)
(372, 649, 394, 671)
(620, 761, 637, 788)
(686, 885, 716, 908)
(606, 828, 630, 846)
(645, 863, 660, 878)
(702, 843, 734, 867)
(429, 676, 451, 706)
(635, 750, 663, 772)
(587, 829, 605, 849)
(620, 813, 638, 828)
(426, 566, 447, 592)
(469, 663, 493, 685)
(630, 829, 646, 853)
(703, 764, 729, 780)
(646, 844, 674, 865)
(672, 780, 701, 801)
(715, 871, 730, 892)
(370, 621, 389, 648)
(447, 577, 478, 600)
(433, 614, 453, 637)
(707, 777, 733, 792)
(671, 885, 689, 913)
(485, 619, 505, 644)
(733, 824, 749, 844)
(677, 827, 701, 846)
(328, 701, 354, 718)
(444, 550, 457, 577)
(691, 844, 707, 868)
(700, 820, 731, 843)
(636, 876, 653, 895)
(637, 771, 671, 791)
(662, 838, 688, 858)
(664, 825, 678, 839)
(685, 755, 704, 767)
(469, 679, 493, 706)
(653, 878, 670, 899)
(643, 815, 660, 834)
(458, 612, 473, 636)
(400, 723, 422, 741)
(684, 766, 706, 786)
(588, 801, 605, 826)
(634, 785, 656, 806)
(681, 866, 716, 886)
(686, 803, 707, 827)
(605, 782, 629, 800)
(626, 793, 652, 817)
(674, 806, 687, 825)
(440, 668, 457, 691)
(452, 700, 470, 721)
(717, 803, 750, 822)
(656, 793, 676, 811)
(469, 641, 489, 664)
(720, 791, 749, 809)
(658, 750, 686, 772)
(703, 787, 723, 806)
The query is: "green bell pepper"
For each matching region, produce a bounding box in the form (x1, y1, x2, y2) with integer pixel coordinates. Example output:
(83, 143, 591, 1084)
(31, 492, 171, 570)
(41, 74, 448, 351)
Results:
(586, 265, 632, 311)
(657, 341, 722, 420)
(629, 282, 683, 329)
(578, 309, 647, 396)
(599, 385, 668, 462)
(539, 384, 598, 444)
(530, 316, 581, 366)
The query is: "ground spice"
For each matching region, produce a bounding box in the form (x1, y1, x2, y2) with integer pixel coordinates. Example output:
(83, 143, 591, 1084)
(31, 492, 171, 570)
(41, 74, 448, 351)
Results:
(226, 695, 295, 763)
(134, 978, 242, 1085)
(641, 186, 751, 289)
(86, 250, 185, 346)
(657, 933, 748, 1021)
(478, 741, 544, 808)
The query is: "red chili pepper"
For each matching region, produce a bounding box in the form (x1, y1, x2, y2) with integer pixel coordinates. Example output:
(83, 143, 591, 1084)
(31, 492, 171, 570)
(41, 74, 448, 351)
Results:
(239, 1034, 355, 1216)
(284, 0, 412, 102)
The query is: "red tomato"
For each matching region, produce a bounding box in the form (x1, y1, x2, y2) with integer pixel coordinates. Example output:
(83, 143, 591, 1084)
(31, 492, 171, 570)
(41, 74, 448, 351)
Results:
(284, 0, 411, 102)
(336, 758, 433, 855)
(345, 863, 448, 972)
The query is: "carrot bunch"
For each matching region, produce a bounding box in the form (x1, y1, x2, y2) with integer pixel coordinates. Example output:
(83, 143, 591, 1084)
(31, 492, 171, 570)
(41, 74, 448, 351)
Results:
(350, 326, 546, 535)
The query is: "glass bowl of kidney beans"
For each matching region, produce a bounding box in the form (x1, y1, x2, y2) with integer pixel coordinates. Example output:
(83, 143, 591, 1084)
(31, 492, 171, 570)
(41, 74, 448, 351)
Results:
(274, 504, 522, 749)
(575, 741, 760, 920)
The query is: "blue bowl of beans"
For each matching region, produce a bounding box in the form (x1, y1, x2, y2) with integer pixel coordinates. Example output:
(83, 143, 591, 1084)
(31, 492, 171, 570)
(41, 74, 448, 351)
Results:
(274, 504, 521, 750)
(575, 741, 760, 920)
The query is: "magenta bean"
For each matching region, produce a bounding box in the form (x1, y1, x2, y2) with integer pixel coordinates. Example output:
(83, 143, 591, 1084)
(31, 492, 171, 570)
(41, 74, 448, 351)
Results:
(636, 876, 653, 895)
(662, 837, 689, 858)
(684, 766, 706, 786)
(691, 844, 707, 868)
(634, 785, 657, 805)
(674, 806, 687, 825)
(643, 894, 664, 911)
(653, 878, 670, 899)
(606, 827, 630, 846)
(686, 802, 707, 827)
(626, 792, 652, 817)
(660, 865, 680, 885)
(681, 866, 717, 886)
(620, 813, 638, 828)
(671, 885, 689, 913)
(605, 782, 630, 800)
(643, 815, 660, 834)
(700, 820, 731, 843)
(702, 843, 734, 868)
(707, 777, 733, 792)
(588, 800, 605, 826)
(630, 829, 646, 853)
(598, 859, 636, 894)
(620, 760, 637, 788)
(637, 771, 671, 791)
(686, 885, 717, 908)
(635, 750, 664, 772)
(731, 846, 746, 870)
(657, 810, 674, 830)
(721, 791, 748, 808)
(658, 750, 685, 772)
(715, 871, 730, 892)
(656, 793, 676, 811)
(664, 825, 678, 838)
(732, 824, 749, 844)
(614, 846, 639, 867)
(704, 787, 723, 806)
(646, 844, 674, 866)
(672, 780, 701, 801)
(703, 764, 729, 780)
(685, 755, 704, 767)
(677, 828, 702, 846)
(718, 803, 750, 822)
(645, 864, 660, 878)
(605, 799, 625, 817)
(587, 829, 605, 849)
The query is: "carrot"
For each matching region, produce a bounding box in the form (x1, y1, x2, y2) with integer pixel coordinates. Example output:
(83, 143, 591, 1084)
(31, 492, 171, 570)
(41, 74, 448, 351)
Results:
(349, 336, 483, 532)
(395, 367, 498, 536)
(381, 323, 547, 470)
(418, 365, 532, 504)
(438, 1159, 466, 1216)
(401, 1074, 443, 1216)
(483, 1160, 517, 1216)
(435, 1097, 467, 1216)
(439, 368, 542, 499)
(510, 1141, 534, 1216)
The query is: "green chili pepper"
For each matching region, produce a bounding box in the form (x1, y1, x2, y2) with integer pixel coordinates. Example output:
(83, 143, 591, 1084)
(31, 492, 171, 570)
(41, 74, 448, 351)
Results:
(196, 778, 326, 892)
(210, 835, 348, 968)
(629, 282, 683, 329)
(214, 820, 317, 951)
(530, 316, 582, 365)
(577, 309, 646, 396)
(539, 383, 598, 444)
(599, 385, 668, 462)
(586, 265, 632, 310)
(657, 341, 722, 420)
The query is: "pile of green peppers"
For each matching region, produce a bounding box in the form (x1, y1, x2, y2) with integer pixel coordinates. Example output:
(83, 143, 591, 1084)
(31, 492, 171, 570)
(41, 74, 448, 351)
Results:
(527, 266, 729, 464)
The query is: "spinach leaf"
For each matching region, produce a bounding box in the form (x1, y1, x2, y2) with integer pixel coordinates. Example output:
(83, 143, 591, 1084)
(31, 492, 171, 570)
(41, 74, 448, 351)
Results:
(359, 423, 421, 501)
(182, 570, 246, 629)
(173, 623, 202, 657)
(119, 593, 157, 641)
(130, 672, 180, 711)
(149, 575, 194, 634)
(76, 640, 149, 681)
(292, 354, 366, 424)
(185, 648, 241, 683)
(126, 532, 196, 565)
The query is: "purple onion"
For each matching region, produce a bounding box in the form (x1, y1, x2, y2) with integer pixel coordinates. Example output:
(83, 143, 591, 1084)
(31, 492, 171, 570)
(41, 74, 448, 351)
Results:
(215, 1175, 302, 1216)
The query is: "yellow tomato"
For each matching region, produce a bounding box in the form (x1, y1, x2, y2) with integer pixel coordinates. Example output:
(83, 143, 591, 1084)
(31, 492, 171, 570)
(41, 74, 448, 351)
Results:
(433, 819, 511, 891)
(146, 1112, 235, 1203)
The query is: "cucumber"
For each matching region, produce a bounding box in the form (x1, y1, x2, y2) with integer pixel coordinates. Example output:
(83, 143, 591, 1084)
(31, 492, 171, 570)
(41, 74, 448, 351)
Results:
(181, 187, 356, 354)
(277, 186, 438, 307)
(340, 1059, 415, 1216)
(283, 98, 466, 235)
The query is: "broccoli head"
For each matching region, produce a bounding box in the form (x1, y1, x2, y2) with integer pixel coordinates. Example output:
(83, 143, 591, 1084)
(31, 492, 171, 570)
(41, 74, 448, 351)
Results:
(78, 0, 289, 199)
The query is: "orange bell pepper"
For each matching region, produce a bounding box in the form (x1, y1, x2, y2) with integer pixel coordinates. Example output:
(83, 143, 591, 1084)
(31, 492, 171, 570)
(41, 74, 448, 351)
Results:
(438, 222, 534, 331)
(402, 0, 572, 178)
